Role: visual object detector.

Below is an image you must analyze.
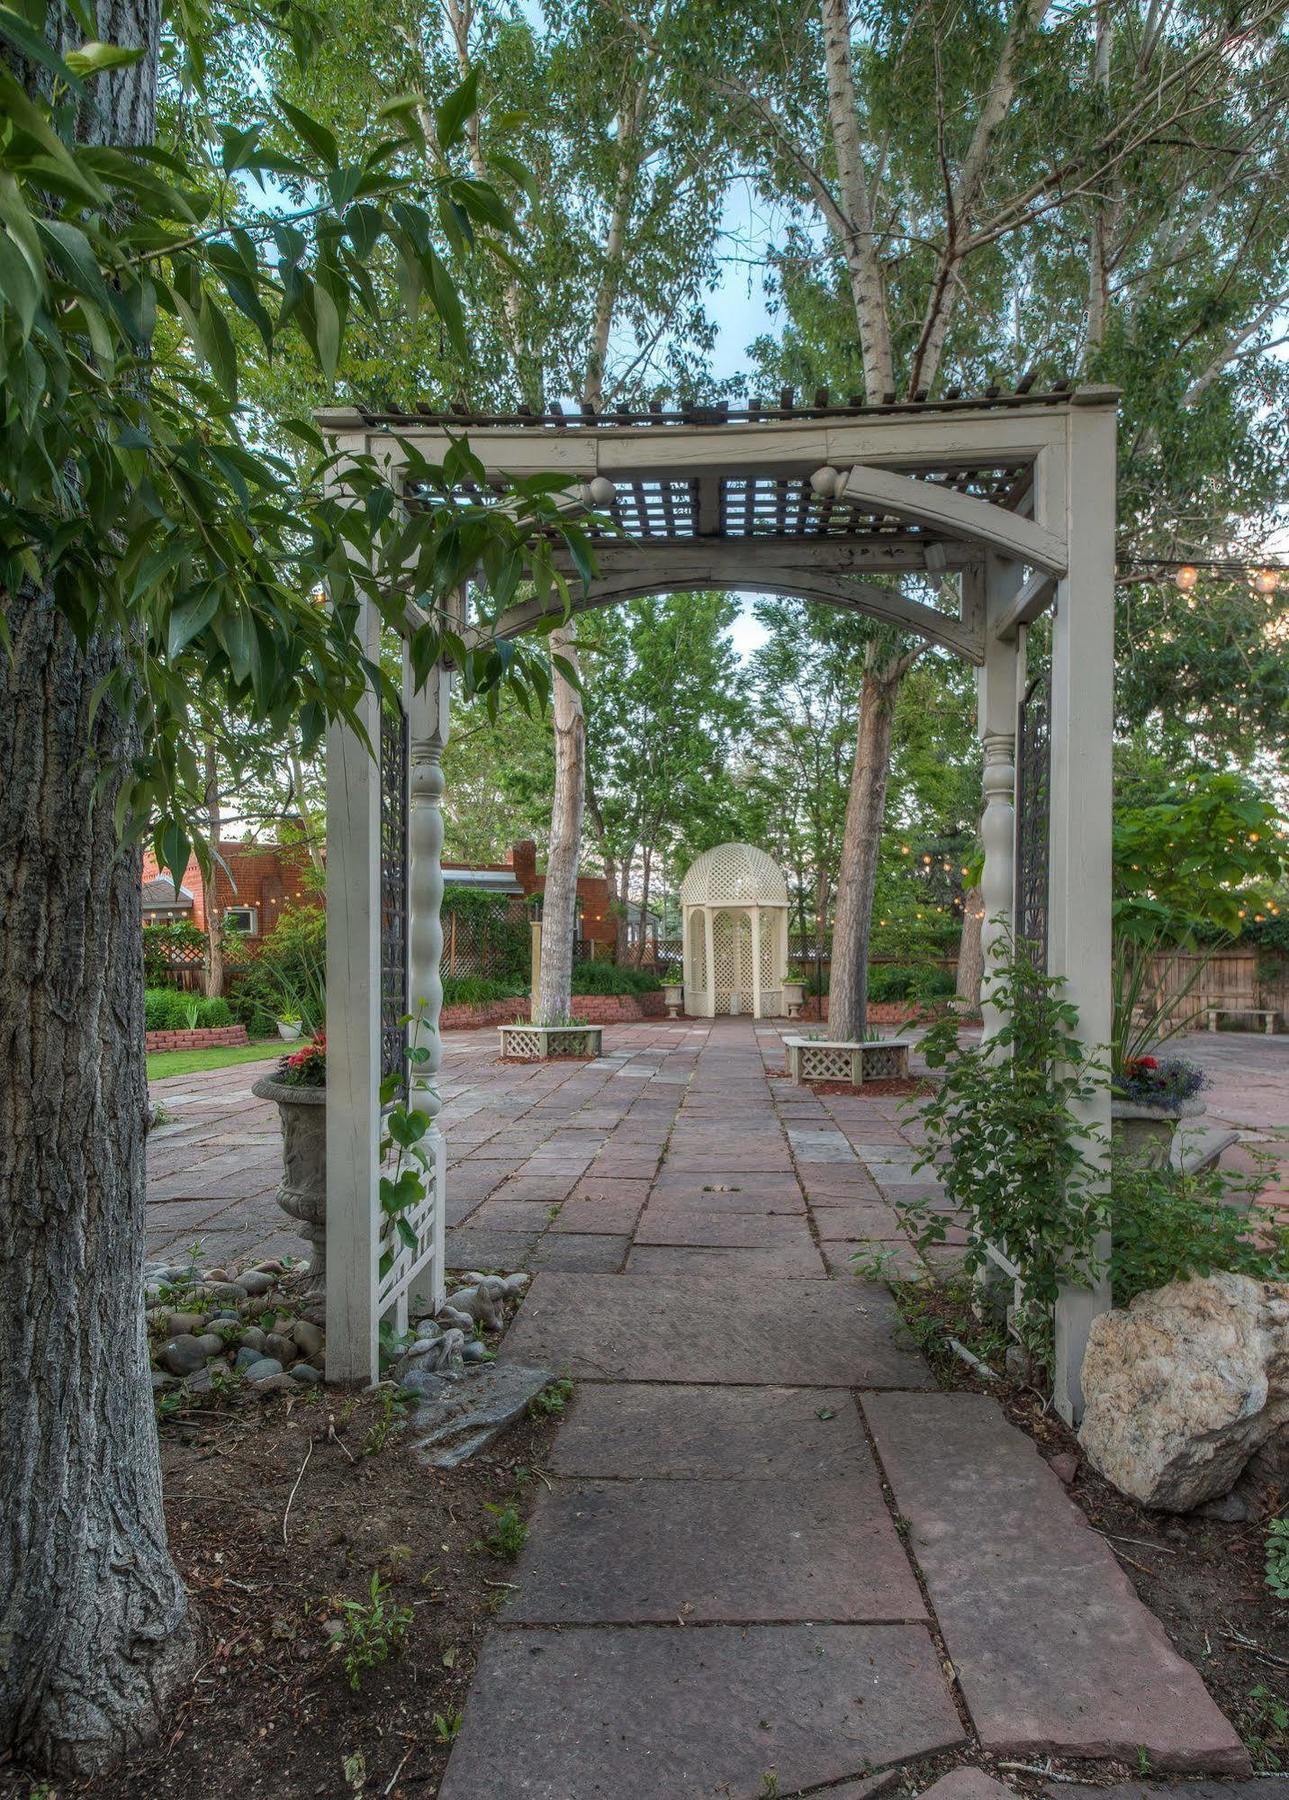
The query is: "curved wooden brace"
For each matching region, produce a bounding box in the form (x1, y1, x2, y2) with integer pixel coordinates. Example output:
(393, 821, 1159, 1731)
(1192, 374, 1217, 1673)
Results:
(491, 569, 984, 662)
(839, 464, 1067, 575)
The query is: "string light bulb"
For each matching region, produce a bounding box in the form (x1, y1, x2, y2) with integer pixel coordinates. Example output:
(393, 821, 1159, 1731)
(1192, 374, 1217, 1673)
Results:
(1174, 565, 1198, 593)
(1253, 568, 1280, 597)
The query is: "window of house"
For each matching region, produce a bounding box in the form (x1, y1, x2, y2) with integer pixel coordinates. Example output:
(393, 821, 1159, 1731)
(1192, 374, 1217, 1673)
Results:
(223, 906, 259, 935)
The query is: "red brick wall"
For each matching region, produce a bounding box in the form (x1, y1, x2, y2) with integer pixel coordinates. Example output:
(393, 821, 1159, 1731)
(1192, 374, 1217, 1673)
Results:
(141, 840, 318, 935)
(440, 991, 666, 1031)
(145, 1025, 250, 1051)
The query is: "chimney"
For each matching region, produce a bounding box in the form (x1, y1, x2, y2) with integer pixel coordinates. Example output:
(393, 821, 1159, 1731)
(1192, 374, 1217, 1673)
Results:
(511, 839, 538, 891)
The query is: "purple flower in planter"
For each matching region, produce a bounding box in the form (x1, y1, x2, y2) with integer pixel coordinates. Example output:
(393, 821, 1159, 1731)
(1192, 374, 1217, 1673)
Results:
(1113, 1054, 1208, 1109)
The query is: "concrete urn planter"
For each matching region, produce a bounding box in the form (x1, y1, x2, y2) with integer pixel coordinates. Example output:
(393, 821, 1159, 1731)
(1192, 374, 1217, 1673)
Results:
(252, 1076, 326, 1317)
(663, 983, 684, 1019)
(782, 981, 805, 1020)
(1111, 1096, 1206, 1166)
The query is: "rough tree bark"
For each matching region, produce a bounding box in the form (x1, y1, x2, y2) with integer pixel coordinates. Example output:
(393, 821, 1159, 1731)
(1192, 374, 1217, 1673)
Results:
(956, 886, 985, 1006)
(0, 596, 195, 1776)
(537, 627, 586, 1021)
(0, 8, 195, 1777)
(203, 743, 224, 999)
(828, 642, 921, 1041)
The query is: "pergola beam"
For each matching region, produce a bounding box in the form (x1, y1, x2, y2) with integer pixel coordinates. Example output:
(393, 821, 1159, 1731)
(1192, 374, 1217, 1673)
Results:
(994, 569, 1056, 640)
(490, 562, 984, 661)
(837, 465, 1067, 576)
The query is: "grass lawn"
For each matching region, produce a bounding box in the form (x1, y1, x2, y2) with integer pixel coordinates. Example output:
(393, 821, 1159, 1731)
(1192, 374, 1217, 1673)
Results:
(147, 1039, 283, 1082)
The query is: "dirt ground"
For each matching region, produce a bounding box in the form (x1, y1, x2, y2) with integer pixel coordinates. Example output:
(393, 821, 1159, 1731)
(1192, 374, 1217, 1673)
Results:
(0, 1385, 563, 1800)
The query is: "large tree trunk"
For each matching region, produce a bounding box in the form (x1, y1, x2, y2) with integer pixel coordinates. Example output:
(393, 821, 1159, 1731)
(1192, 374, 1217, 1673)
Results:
(635, 844, 653, 966)
(0, 597, 194, 1776)
(0, 12, 193, 1777)
(828, 644, 917, 1041)
(203, 742, 224, 1000)
(956, 887, 985, 1006)
(537, 627, 585, 1022)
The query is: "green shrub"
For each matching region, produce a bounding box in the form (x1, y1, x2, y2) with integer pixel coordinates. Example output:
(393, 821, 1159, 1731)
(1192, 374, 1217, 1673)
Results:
(571, 962, 661, 995)
(867, 963, 955, 1003)
(228, 904, 325, 1035)
(144, 989, 233, 1030)
(442, 974, 527, 1007)
(1111, 1154, 1289, 1306)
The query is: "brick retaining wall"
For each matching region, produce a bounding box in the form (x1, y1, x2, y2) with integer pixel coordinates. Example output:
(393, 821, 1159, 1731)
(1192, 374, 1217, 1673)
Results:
(441, 991, 666, 1032)
(145, 1024, 250, 1051)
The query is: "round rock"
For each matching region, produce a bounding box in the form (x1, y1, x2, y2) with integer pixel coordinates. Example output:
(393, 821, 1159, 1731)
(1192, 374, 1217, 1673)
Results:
(238, 1270, 274, 1297)
(160, 1334, 208, 1377)
(243, 1356, 285, 1382)
(291, 1319, 324, 1359)
(290, 1361, 323, 1385)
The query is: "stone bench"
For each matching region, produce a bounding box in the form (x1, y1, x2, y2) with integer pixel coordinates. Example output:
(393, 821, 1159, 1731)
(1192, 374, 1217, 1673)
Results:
(1206, 1002, 1280, 1035)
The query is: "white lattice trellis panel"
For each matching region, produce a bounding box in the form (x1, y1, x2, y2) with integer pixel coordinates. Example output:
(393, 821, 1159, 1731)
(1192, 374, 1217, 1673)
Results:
(681, 842, 790, 907)
(376, 1130, 445, 1312)
(688, 908, 707, 988)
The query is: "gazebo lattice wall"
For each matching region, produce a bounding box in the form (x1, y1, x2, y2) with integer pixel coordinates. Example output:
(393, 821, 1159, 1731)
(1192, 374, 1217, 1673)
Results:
(319, 382, 1117, 1423)
(679, 842, 791, 1018)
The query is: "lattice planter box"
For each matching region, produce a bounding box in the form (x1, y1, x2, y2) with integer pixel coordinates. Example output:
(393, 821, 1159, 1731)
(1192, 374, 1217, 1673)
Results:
(784, 1035, 912, 1087)
(497, 1022, 604, 1061)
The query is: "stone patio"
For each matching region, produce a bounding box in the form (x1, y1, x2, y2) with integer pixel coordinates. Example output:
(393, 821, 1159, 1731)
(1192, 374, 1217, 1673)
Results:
(147, 1018, 1285, 1794)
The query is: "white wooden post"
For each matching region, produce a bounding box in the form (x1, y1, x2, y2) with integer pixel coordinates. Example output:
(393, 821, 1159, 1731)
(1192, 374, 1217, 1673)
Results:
(703, 908, 716, 1019)
(405, 659, 450, 1323)
(976, 557, 1023, 1040)
(1048, 396, 1116, 1425)
(751, 907, 763, 1019)
(325, 595, 383, 1385)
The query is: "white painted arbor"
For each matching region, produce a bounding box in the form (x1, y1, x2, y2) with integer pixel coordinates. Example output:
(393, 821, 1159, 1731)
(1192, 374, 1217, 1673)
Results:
(318, 384, 1116, 1422)
(679, 842, 790, 1018)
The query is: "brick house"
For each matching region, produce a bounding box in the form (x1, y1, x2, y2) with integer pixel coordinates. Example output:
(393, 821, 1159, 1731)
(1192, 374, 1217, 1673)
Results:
(141, 839, 319, 939)
(441, 840, 618, 954)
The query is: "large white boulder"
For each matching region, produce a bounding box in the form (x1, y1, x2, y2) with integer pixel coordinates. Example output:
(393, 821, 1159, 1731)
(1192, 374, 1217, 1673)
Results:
(1078, 1272, 1289, 1511)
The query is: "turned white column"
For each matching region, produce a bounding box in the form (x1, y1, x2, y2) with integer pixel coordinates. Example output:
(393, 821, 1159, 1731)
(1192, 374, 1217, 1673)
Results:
(325, 593, 383, 1385)
(406, 658, 451, 1322)
(1046, 395, 1117, 1426)
(975, 558, 1024, 1041)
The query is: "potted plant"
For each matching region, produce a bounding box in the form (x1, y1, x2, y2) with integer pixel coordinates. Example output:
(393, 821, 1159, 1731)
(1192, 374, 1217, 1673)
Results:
(1111, 934, 1210, 1163)
(662, 980, 683, 1018)
(252, 1036, 326, 1316)
(782, 967, 806, 1020)
(276, 1007, 303, 1042)
(1112, 1054, 1208, 1163)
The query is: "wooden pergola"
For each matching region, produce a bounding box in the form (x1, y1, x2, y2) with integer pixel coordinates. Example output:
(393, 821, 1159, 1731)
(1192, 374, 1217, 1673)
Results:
(317, 382, 1118, 1423)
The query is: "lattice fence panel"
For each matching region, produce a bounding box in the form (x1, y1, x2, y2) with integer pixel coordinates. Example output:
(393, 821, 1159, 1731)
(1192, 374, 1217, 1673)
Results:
(1014, 672, 1050, 969)
(798, 1043, 857, 1082)
(712, 911, 736, 1013)
(380, 703, 409, 1084)
(861, 1044, 908, 1079)
(687, 912, 706, 988)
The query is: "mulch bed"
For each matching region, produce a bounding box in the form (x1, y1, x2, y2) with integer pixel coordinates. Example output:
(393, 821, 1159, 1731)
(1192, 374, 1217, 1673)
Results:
(1, 1387, 562, 1800)
(897, 1279, 1289, 1773)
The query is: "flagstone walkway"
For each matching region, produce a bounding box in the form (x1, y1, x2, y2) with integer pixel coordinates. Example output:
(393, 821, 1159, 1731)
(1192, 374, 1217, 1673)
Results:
(433, 1019, 1248, 1797)
(144, 1020, 1280, 1793)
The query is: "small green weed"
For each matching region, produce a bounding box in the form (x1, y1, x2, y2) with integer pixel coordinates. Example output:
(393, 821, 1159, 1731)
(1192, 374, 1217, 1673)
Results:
(1266, 1519, 1289, 1600)
(360, 1387, 406, 1458)
(330, 1573, 413, 1690)
(478, 1502, 528, 1561)
(529, 1377, 574, 1417)
(433, 1707, 465, 1744)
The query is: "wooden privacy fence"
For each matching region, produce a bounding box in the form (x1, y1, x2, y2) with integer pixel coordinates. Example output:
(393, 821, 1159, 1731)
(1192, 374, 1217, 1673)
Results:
(1147, 946, 1289, 1028)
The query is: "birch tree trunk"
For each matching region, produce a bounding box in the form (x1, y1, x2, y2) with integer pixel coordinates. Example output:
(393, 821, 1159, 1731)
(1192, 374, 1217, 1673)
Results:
(537, 627, 585, 1022)
(828, 646, 917, 1041)
(0, 9, 194, 1776)
(203, 743, 224, 999)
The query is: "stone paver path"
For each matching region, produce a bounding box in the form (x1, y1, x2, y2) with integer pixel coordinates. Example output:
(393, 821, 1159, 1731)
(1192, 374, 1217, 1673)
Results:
(147, 1020, 1272, 1793)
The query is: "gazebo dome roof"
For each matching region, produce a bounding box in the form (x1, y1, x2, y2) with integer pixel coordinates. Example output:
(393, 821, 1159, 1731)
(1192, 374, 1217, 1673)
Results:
(679, 843, 790, 909)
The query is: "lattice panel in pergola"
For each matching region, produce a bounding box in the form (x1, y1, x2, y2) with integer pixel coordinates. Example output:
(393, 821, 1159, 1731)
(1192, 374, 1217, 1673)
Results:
(688, 910, 707, 988)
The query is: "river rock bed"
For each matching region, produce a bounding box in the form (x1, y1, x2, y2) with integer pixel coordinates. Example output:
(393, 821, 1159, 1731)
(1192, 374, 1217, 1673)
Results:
(145, 1258, 532, 1399)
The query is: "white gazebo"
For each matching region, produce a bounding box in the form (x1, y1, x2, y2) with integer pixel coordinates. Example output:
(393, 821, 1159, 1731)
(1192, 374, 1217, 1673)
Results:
(680, 843, 791, 1018)
(318, 382, 1116, 1424)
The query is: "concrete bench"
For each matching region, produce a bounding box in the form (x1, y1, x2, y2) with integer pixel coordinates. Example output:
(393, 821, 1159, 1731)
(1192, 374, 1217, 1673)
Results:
(1206, 1003, 1280, 1035)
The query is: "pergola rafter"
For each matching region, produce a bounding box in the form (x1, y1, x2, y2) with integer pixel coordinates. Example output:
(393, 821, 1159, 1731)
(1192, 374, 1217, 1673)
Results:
(318, 382, 1118, 1423)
